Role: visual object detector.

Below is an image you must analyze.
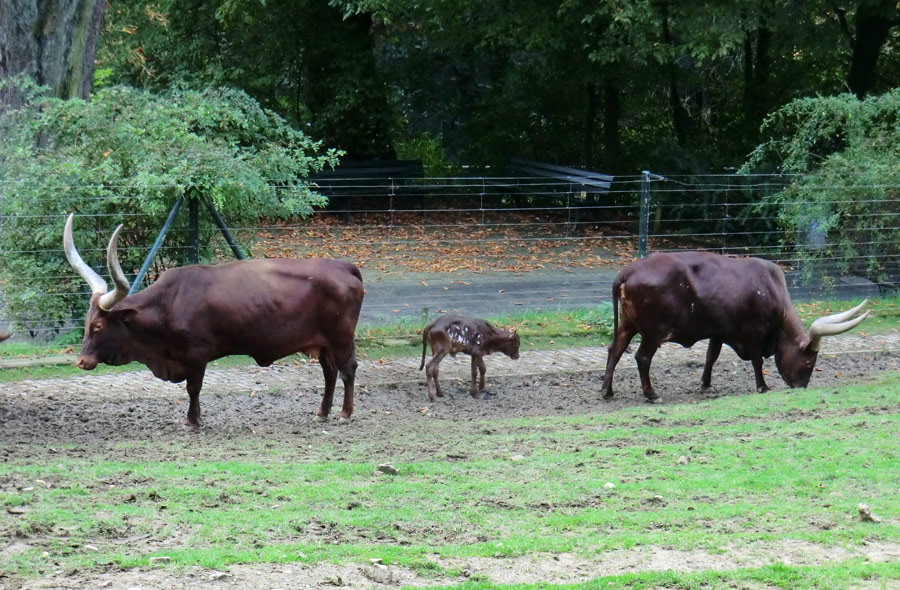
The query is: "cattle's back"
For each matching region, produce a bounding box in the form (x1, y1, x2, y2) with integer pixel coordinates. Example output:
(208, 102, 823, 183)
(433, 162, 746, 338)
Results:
(145, 258, 364, 359)
(616, 251, 790, 349)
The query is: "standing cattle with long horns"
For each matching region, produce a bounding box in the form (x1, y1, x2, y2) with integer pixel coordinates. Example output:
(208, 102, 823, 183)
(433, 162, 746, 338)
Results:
(63, 214, 364, 427)
(601, 251, 869, 402)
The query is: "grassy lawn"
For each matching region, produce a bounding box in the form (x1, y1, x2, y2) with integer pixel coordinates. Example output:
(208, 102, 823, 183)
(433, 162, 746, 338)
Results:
(2, 375, 899, 587)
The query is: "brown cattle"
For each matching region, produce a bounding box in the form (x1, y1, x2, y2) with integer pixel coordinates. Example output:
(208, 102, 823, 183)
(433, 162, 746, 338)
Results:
(0, 333, 9, 342)
(419, 314, 520, 401)
(601, 251, 869, 402)
(64, 214, 364, 426)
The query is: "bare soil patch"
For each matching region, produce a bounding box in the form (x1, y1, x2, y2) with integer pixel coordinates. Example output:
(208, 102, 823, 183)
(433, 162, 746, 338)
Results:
(2, 343, 899, 589)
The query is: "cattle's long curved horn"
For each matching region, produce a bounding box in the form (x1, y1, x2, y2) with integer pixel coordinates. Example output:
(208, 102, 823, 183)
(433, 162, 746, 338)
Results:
(812, 299, 868, 326)
(98, 224, 131, 311)
(63, 213, 108, 296)
(807, 300, 870, 352)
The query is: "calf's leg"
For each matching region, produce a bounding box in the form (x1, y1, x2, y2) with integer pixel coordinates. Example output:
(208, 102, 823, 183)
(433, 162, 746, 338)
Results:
(425, 347, 449, 402)
(469, 354, 484, 397)
(701, 339, 723, 391)
(476, 355, 487, 392)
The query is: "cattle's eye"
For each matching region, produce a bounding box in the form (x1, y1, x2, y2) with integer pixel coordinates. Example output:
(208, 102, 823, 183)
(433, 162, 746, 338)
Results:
(91, 321, 104, 334)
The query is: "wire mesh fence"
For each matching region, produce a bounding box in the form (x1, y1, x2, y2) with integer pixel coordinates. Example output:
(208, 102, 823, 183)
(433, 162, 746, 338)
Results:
(1, 172, 896, 342)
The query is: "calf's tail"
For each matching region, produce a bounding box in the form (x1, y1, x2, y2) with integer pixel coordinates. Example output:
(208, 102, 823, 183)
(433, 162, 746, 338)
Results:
(419, 324, 432, 370)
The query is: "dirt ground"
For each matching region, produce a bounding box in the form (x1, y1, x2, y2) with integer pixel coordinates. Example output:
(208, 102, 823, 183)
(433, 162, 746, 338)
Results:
(2, 341, 899, 589)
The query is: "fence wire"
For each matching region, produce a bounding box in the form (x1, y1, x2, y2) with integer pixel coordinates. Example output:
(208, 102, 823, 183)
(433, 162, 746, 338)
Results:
(1, 173, 897, 341)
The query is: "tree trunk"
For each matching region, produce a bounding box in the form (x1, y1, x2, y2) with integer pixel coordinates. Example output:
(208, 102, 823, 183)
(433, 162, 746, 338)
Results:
(846, 0, 898, 98)
(661, 2, 690, 147)
(743, 22, 772, 138)
(0, 0, 106, 109)
(601, 79, 620, 173)
(582, 82, 597, 170)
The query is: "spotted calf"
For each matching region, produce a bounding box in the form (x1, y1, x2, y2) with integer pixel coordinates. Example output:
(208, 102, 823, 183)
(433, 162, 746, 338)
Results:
(419, 314, 520, 401)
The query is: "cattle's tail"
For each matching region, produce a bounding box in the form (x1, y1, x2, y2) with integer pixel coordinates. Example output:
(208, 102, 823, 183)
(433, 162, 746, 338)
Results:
(419, 322, 433, 370)
(611, 274, 623, 343)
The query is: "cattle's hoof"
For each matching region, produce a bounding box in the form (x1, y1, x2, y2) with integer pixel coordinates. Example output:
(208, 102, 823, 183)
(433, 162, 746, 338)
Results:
(645, 395, 662, 404)
(182, 419, 200, 430)
(314, 414, 328, 423)
(483, 390, 497, 397)
(602, 392, 614, 401)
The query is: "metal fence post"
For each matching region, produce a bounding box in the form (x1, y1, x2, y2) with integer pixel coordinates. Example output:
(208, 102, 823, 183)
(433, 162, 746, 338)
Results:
(639, 170, 651, 258)
(187, 191, 199, 264)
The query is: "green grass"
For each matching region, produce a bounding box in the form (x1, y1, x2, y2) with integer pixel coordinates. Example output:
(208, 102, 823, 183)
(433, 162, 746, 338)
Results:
(2, 375, 899, 588)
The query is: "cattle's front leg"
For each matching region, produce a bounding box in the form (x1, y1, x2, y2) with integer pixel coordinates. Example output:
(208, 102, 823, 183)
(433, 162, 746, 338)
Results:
(701, 339, 723, 391)
(635, 341, 661, 403)
(316, 350, 338, 421)
(751, 356, 769, 392)
(601, 327, 636, 400)
(184, 368, 206, 429)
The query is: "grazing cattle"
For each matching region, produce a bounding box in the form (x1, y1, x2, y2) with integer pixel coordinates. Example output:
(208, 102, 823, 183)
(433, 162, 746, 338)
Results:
(601, 251, 869, 402)
(63, 214, 364, 426)
(419, 314, 520, 401)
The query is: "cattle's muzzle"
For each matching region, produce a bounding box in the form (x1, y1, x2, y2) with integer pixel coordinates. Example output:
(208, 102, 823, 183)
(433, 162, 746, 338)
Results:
(76, 356, 98, 370)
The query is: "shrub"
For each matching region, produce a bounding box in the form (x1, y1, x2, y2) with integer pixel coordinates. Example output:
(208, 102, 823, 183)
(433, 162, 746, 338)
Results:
(0, 78, 339, 339)
(742, 90, 900, 288)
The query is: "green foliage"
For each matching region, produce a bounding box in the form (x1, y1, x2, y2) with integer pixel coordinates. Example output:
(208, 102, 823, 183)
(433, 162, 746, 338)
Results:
(98, 0, 399, 160)
(0, 77, 338, 338)
(394, 132, 457, 176)
(743, 90, 900, 286)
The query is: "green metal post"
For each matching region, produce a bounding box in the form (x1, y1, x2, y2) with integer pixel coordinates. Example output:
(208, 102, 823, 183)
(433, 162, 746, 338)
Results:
(129, 195, 184, 294)
(201, 194, 246, 260)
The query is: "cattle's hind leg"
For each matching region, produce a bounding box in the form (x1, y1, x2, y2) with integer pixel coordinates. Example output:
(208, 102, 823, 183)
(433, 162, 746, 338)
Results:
(337, 343, 358, 420)
(601, 326, 636, 400)
(315, 349, 338, 421)
(701, 339, 723, 391)
(635, 340, 662, 403)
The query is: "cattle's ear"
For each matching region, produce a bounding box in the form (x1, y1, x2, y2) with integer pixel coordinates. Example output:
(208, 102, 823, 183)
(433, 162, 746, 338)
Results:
(118, 308, 139, 324)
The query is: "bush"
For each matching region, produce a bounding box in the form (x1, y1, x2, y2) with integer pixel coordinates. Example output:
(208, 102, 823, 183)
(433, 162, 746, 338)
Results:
(0, 78, 339, 339)
(742, 90, 900, 287)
